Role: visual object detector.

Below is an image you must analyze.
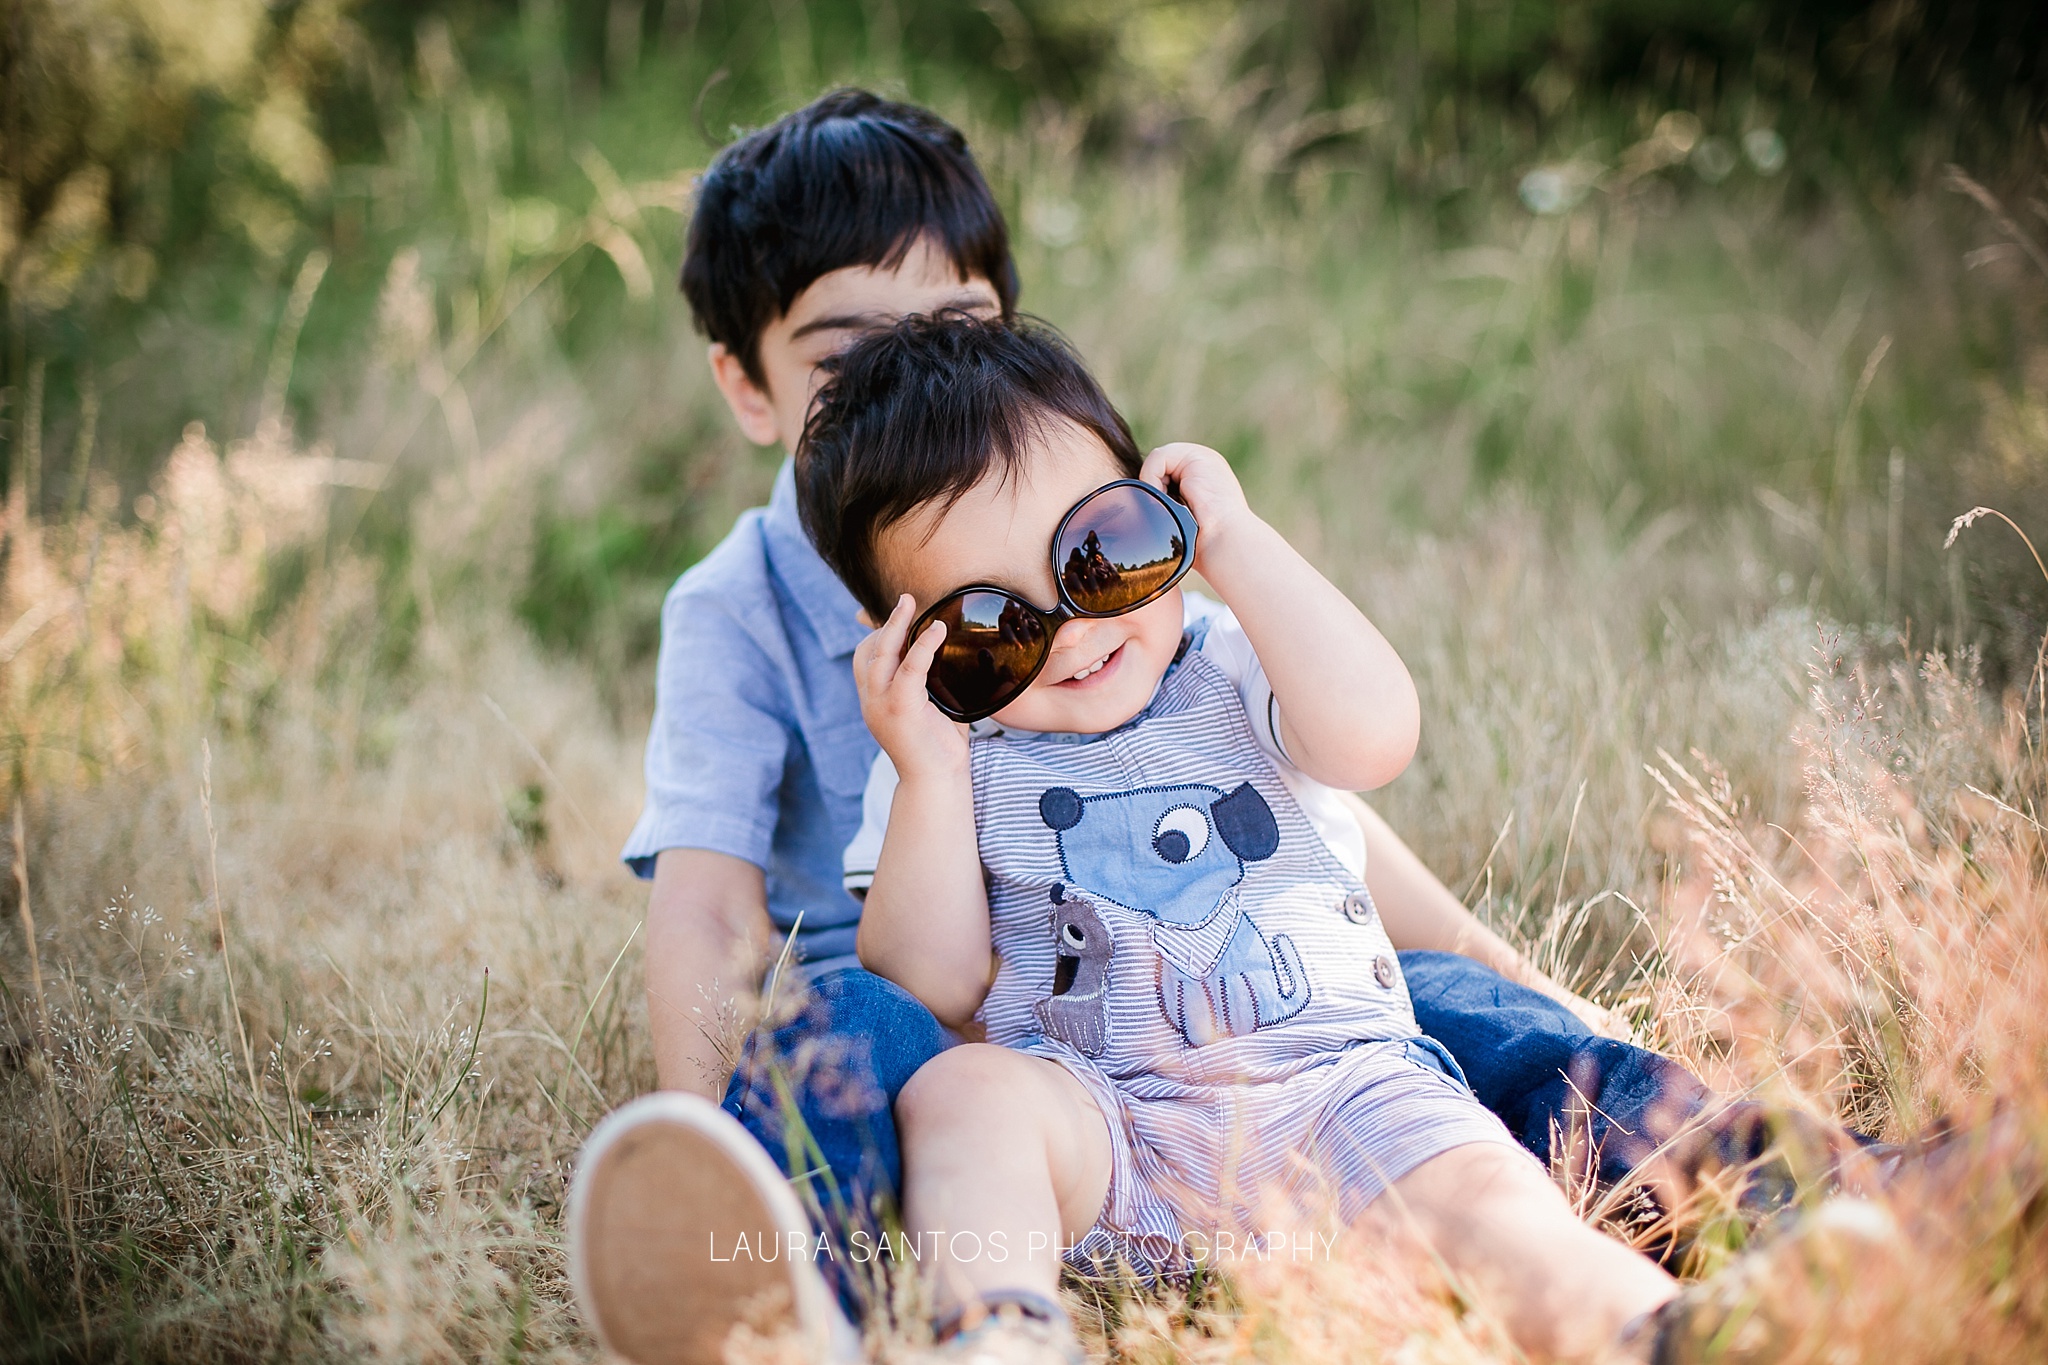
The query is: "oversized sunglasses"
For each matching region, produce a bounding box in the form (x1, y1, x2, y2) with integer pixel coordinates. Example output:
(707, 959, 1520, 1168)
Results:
(913, 479, 1199, 723)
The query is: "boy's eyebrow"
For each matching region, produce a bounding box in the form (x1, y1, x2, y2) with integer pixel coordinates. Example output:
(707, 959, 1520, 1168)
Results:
(788, 291, 998, 342)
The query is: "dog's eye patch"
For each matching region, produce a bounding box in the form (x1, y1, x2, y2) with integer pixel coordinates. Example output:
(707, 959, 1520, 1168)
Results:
(1153, 806, 1209, 864)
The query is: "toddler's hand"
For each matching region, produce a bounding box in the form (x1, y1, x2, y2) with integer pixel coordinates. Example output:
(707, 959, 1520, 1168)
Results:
(1140, 443, 1259, 571)
(854, 595, 970, 779)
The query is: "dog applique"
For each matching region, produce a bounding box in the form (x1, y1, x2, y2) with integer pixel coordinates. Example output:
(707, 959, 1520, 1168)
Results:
(1034, 893, 1114, 1055)
(1038, 782, 1309, 1046)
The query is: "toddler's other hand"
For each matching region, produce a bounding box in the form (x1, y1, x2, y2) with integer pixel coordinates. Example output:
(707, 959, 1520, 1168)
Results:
(854, 595, 970, 779)
(1140, 442, 1259, 569)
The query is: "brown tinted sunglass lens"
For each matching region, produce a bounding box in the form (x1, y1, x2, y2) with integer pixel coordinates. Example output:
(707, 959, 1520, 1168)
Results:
(925, 590, 1050, 718)
(1056, 484, 1188, 615)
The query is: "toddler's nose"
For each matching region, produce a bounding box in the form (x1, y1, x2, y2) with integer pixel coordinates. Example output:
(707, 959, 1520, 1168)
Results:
(1047, 625, 1120, 673)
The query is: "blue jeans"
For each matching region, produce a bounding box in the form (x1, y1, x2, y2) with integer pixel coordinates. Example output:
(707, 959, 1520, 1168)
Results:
(1400, 950, 1717, 1186)
(721, 968, 954, 1311)
(1400, 951, 1875, 1256)
(722, 955, 1770, 1316)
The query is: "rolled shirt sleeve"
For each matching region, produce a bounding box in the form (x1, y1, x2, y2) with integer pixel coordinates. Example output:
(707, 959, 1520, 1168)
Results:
(622, 577, 793, 878)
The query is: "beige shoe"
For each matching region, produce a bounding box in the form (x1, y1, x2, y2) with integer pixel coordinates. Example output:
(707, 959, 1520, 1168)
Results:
(569, 1093, 857, 1365)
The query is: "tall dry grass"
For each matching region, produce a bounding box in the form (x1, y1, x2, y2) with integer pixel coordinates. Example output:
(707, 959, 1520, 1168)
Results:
(1, 422, 657, 1360)
(7, 414, 2046, 1360)
(4, 45, 2048, 1363)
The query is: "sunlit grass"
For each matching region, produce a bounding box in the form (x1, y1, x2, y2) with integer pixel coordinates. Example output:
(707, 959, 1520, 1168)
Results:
(5, 16, 2048, 1362)
(8, 392, 2046, 1361)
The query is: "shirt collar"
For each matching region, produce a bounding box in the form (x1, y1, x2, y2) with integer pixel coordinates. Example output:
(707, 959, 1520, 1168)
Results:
(762, 459, 870, 659)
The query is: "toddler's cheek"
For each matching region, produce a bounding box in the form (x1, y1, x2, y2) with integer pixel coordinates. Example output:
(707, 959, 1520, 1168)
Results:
(1136, 589, 1188, 653)
(1110, 597, 1189, 704)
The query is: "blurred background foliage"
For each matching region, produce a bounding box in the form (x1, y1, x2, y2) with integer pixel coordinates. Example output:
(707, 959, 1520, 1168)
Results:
(4, 0, 2048, 696)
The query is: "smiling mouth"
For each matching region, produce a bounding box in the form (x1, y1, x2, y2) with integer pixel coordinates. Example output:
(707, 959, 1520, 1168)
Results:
(1056, 643, 1123, 686)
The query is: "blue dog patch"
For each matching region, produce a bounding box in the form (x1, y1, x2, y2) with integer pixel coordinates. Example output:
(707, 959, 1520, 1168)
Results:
(1039, 782, 1309, 1046)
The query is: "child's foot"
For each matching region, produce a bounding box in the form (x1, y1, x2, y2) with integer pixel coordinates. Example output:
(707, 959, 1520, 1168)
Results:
(922, 1292, 1084, 1365)
(1623, 1195, 1903, 1363)
(569, 1092, 857, 1365)
(1640, 1105, 1983, 1268)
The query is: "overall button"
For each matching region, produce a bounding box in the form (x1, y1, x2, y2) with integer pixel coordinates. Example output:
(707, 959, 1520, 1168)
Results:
(1341, 891, 1375, 924)
(1372, 954, 1397, 989)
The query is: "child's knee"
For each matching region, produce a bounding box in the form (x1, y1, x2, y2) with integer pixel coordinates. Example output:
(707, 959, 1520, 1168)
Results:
(895, 1043, 1034, 1132)
(1384, 1141, 1567, 1235)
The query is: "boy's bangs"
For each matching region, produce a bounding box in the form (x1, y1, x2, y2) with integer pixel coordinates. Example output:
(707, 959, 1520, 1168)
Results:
(870, 398, 1049, 552)
(772, 120, 1015, 320)
(680, 90, 1019, 382)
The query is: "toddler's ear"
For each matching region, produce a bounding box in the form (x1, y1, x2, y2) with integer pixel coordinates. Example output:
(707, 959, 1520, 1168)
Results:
(855, 608, 876, 629)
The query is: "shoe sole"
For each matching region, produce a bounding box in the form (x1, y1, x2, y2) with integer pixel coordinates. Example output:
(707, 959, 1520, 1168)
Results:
(568, 1093, 840, 1365)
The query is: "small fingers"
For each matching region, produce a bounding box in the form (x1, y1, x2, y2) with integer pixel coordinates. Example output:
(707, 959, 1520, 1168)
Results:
(869, 594, 914, 658)
(899, 617, 948, 685)
(852, 629, 880, 678)
(855, 595, 914, 689)
(1138, 443, 1185, 489)
(1142, 442, 1225, 503)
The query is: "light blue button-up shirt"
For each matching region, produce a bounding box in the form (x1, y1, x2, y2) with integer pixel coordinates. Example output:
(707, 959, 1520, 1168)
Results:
(622, 460, 876, 974)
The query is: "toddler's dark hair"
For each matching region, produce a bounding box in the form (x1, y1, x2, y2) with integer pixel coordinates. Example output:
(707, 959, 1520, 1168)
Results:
(797, 314, 1141, 620)
(681, 89, 1018, 385)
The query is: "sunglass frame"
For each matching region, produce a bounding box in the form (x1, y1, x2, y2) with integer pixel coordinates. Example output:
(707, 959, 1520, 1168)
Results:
(911, 478, 1200, 723)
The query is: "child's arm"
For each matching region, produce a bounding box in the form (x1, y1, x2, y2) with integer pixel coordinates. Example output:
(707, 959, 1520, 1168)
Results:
(1142, 442, 1419, 793)
(849, 595, 993, 1028)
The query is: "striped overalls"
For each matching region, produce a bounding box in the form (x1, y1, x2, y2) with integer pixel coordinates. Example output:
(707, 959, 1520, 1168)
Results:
(970, 643, 1525, 1276)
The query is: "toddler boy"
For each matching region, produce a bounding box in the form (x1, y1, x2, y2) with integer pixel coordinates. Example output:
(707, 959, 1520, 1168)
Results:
(801, 312, 1681, 1363)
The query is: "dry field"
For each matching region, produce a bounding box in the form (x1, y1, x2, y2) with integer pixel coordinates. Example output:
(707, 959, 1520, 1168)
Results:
(5, 69, 2048, 1363)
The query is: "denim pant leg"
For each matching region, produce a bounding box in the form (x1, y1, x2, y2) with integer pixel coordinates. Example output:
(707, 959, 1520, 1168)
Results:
(721, 966, 954, 1316)
(1398, 950, 1716, 1192)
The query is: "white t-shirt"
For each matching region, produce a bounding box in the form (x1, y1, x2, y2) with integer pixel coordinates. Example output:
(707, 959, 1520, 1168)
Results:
(841, 593, 1367, 895)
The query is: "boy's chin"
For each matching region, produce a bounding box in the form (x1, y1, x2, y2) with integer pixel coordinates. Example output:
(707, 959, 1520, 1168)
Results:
(995, 679, 1153, 736)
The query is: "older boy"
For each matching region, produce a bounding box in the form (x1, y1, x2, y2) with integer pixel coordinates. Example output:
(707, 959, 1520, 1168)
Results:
(567, 90, 1818, 1365)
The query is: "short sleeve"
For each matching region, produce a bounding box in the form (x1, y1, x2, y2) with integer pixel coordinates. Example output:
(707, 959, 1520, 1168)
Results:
(620, 585, 793, 878)
(841, 751, 900, 897)
(1194, 608, 1293, 770)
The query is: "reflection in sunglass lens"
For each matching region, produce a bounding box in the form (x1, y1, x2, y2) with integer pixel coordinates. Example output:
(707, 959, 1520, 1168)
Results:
(1057, 484, 1187, 615)
(925, 590, 1050, 718)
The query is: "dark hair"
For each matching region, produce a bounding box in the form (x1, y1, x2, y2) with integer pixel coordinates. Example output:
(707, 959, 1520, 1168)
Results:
(680, 89, 1019, 385)
(797, 313, 1141, 620)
